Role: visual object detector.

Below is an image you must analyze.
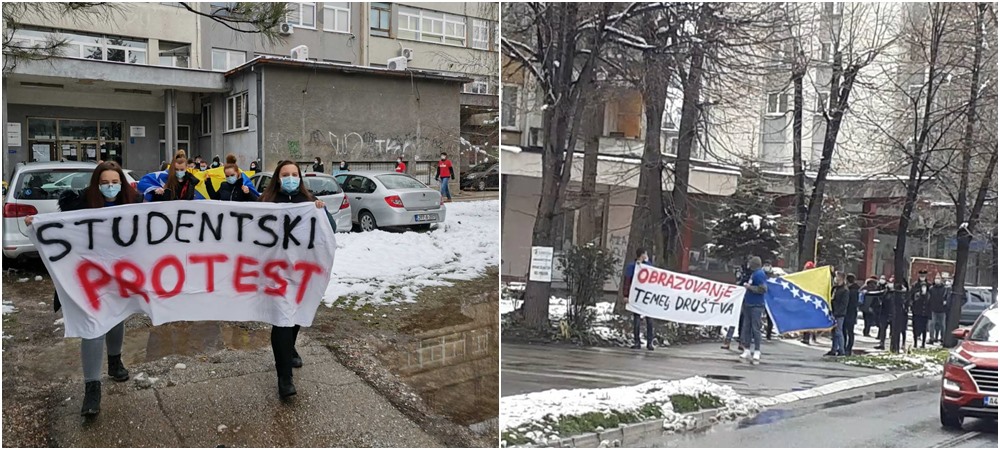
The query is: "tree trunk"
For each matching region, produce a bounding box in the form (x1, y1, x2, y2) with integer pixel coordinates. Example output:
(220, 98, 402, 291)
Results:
(668, 42, 705, 271)
(578, 100, 603, 245)
(792, 69, 806, 267)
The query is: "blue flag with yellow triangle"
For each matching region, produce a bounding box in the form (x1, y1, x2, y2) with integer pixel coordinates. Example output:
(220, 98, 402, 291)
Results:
(764, 266, 835, 334)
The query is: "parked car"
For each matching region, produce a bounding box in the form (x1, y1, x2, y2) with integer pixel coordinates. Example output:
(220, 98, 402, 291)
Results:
(459, 162, 499, 191)
(961, 287, 997, 325)
(250, 172, 352, 233)
(2, 161, 136, 260)
(334, 171, 446, 232)
(940, 305, 998, 429)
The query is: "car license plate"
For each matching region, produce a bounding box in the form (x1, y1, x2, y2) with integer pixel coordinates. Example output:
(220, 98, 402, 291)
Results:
(414, 214, 438, 222)
(985, 396, 998, 407)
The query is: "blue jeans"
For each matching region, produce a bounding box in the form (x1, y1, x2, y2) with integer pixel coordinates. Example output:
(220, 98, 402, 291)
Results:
(832, 316, 845, 354)
(740, 304, 765, 352)
(440, 176, 452, 200)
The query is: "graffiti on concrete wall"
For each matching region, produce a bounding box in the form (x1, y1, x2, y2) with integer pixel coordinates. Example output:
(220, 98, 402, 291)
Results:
(300, 129, 448, 157)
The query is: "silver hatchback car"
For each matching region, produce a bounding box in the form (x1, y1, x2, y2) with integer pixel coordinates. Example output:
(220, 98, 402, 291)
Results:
(334, 171, 446, 231)
(250, 172, 353, 233)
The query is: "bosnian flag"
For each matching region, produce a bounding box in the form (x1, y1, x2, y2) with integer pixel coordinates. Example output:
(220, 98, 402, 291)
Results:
(764, 266, 835, 334)
(137, 168, 258, 202)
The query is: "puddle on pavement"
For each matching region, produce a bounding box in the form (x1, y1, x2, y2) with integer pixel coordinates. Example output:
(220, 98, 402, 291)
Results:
(380, 301, 498, 426)
(704, 374, 744, 381)
(736, 409, 794, 428)
(122, 322, 270, 366)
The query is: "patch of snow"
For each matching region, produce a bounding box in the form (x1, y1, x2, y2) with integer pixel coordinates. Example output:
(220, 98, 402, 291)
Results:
(323, 200, 498, 308)
(500, 376, 760, 437)
(2, 301, 17, 315)
(53, 318, 64, 326)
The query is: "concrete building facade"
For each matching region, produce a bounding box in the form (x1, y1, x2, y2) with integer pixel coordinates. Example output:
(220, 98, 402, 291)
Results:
(3, 2, 498, 178)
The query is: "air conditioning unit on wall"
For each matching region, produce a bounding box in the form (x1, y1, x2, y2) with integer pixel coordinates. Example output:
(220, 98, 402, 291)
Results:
(387, 56, 408, 71)
(291, 45, 309, 61)
(279, 23, 294, 35)
(401, 48, 414, 60)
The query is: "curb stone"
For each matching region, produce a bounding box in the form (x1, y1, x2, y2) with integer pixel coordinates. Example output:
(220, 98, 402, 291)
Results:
(525, 369, 929, 448)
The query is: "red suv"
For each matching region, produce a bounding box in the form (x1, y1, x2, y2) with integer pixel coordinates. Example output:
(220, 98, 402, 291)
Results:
(940, 306, 998, 429)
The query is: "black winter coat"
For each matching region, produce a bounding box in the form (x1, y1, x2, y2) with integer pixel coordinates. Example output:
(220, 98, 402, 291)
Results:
(832, 285, 849, 317)
(929, 284, 948, 313)
(205, 177, 258, 202)
(151, 176, 200, 201)
(911, 281, 932, 317)
(845, 283, 860, 322)
(267, 190, 337, 232)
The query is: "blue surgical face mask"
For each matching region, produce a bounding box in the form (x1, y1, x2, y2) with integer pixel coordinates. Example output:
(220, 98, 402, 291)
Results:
(176, 170, 186, 179)
(226, 175, 238, 185)
(99, 183, 121, 199)
(281, 176, 300, 193)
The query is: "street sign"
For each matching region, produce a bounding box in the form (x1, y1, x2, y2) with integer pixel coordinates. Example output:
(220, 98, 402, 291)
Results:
(129, 126, 146, 138)
(529, 246, 554, 282)
(6, 122, 21, 147)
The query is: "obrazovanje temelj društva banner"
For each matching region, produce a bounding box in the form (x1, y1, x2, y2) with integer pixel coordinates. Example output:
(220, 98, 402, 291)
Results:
(627, 264, 746, 327)
(27, 201, 336, 339)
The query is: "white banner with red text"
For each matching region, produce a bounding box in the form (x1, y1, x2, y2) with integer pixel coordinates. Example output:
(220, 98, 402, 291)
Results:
(28, 200, 336, 338)
(627, 264, 746, 327)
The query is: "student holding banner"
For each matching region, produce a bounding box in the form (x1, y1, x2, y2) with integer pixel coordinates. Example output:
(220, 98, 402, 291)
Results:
(24, 161, 141, 416)
(204, 154, 259, 202)
(623, 248, 655, 350)
(259, 160, 328, 398)
(152, 150, 201, 202)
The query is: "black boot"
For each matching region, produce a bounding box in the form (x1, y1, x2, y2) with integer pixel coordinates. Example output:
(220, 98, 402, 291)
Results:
(291, 349, 303, 369)
(278, 376, 297, 398)
(81, 381, 101, 416)
(108, 354, 129, 382)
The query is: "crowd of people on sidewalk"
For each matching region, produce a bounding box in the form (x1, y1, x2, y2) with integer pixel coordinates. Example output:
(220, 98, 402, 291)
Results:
(621, 250, 961, 363)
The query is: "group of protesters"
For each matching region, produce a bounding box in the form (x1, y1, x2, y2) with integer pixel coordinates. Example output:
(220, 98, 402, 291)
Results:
(23, 149, 333, 416)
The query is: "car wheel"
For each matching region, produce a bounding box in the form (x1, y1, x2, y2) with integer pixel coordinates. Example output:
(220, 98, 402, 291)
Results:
(413, 223, 431, 232)
(359, 211, 378, 232)
(477, 180, 486, 191)
(939, 403, 963, 429)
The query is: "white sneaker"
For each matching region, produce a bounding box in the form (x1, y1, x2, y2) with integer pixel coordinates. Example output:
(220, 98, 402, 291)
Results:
(752, 351, 761, 365)
(739, 349, 751, 360)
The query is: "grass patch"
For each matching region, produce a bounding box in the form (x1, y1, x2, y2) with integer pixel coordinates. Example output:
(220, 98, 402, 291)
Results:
(669, 393, 723, 414)
(841, 354, 925, 371)
(910, 347, 949, 364)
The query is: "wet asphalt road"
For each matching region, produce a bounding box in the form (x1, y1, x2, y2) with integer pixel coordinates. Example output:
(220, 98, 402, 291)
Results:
(649, 383, 997, 448)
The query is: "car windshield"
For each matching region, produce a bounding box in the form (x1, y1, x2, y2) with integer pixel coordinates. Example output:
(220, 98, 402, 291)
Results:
(968, 313, 998, 342)
(304, 176, 341, 195)
(13, 169, 92, 200)
(376, 174, 427, 190)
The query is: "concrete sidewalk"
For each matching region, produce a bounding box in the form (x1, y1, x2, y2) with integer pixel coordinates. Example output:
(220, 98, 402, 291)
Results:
(501, 339, 887, 399)
(50, 335, 443, 448)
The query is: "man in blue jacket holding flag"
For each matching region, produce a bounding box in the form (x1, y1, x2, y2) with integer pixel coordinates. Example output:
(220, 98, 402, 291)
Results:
(739, 256, 768, 364)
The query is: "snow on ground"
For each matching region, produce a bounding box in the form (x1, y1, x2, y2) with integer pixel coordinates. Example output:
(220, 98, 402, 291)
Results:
(2, 300, 16, 315)
(323, 200, 498, 308)
(501, 293, 615, 324)
(500, 376, 761, 441)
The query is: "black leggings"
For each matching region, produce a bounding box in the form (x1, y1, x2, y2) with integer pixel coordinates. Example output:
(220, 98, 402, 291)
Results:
(271, 325, 301, 378)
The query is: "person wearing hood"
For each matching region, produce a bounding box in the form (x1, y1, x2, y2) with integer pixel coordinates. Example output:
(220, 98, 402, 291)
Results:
(24, 161, 141, 416)
(739, 256, 768, 364)
(827, 272, 849, 357)
(259, 160, 330, 398)
(929, 276, 948, 344)
(623, 248, 655, 351)
(210, 156, 221, 169)
(334, 160, 350, 176)
(152, 150, 200, 201)
(249, 160, 260, 173)
(204, 154, 258, 202)
(910, 270, 932, 348)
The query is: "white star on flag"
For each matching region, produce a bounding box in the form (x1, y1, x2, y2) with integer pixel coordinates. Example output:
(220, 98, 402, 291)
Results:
(789, 286, 801, 298)
(780, 280, 791, 290)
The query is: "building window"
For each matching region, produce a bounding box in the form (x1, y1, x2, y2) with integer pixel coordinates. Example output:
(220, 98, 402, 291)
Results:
(26, 118, 124, 163)
(766, 92, 791, 115)
(370, 2, 391, 37)
(13, 28, 147, 64)
(472, 19, 490, 50)
(823, 2, 844, 17)
(819, 42, 832, 63)
(286, 2, 316, 29)
(158, 41, 190, 68)
(463, 79, 489, 95)
(225, 92, 249, 132)
(529, 127, 542, 146)
(323, 2, 351, 33)
(604, 91, 642, 139)
(501, 85, 519, 130)
(398, 6, 467, 46)
(201, 103, 212, 136)
(761, 116, 787, 163)
(159, 124, 191, 155)
(211, 48, 246, 71)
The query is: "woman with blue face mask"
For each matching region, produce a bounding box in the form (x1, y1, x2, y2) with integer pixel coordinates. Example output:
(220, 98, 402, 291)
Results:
(23, 161, 141, 417)
(259, 160, 328, 399)
(204, 154, 258, 202)
(152, 150, 200, 201)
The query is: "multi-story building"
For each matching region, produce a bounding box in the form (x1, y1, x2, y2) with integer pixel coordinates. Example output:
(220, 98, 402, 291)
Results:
(500, 2, 995, 286)
(3, 2, 499, 180)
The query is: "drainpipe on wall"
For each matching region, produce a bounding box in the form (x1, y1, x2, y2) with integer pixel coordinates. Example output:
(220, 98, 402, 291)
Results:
(361, 3, 369, 66)
(165, 89, 177, 161)
(256, 65, 264, 169)
(2, 76, 9, 181)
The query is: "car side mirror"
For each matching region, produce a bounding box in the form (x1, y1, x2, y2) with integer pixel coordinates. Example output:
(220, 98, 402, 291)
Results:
(951, 328, 969, 340)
